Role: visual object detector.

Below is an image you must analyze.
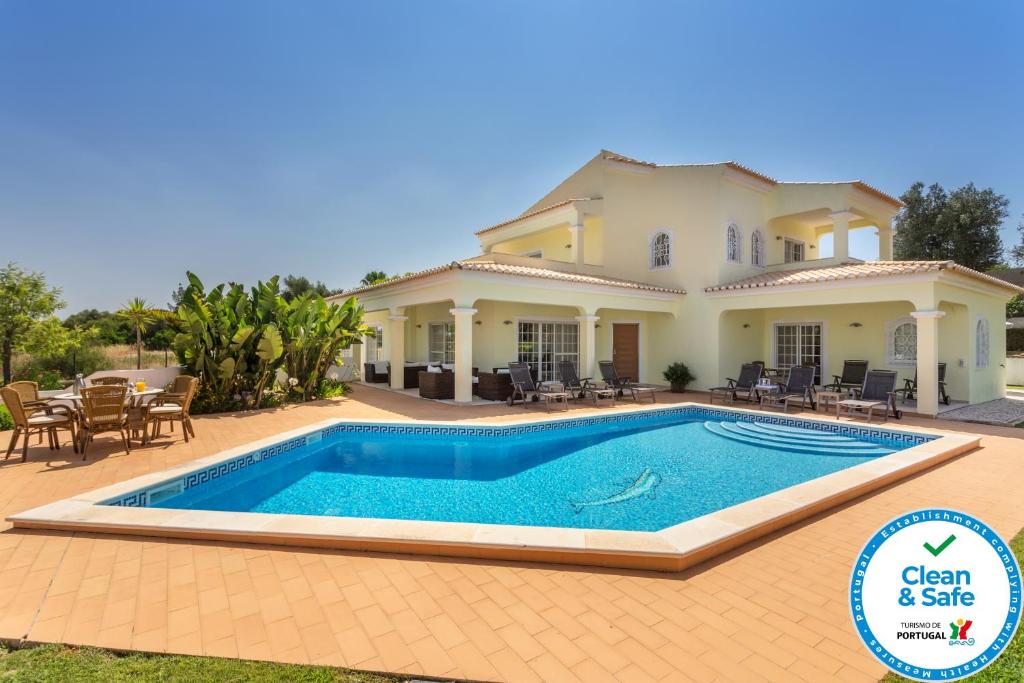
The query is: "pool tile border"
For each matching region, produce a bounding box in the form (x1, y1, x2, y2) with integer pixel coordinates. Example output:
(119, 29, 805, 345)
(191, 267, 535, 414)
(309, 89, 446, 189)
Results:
(103, 405, 932, 508)
(7, 403, 976, 572)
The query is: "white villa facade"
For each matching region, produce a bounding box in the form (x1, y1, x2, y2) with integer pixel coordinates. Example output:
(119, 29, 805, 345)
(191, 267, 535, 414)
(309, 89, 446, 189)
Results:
(335, 151, 1022, 416)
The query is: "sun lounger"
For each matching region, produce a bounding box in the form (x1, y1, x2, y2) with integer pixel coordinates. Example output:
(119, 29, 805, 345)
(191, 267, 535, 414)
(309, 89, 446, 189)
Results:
(838, 370, 901, 422)
(709, 362, 763, 404)
(597, 361, 656, 403)
(759, 365, 817, 413)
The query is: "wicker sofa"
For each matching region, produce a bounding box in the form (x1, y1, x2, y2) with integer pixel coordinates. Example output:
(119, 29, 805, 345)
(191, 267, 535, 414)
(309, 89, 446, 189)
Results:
(417, 367, 480, 400)
(402, 364, 428, 389)
(418, 370, 454, 399)
(363, 362, 389, 383)
(476, 371, 513, 401)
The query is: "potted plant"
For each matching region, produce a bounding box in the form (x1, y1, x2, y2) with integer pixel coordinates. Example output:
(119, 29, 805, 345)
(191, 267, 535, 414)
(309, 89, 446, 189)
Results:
(663, 362, 695, 393)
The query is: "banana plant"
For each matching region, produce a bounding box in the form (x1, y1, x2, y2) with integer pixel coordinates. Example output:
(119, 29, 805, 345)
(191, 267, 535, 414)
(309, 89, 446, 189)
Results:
(279, 293, 368, 401)
(174, 272, 287, 409)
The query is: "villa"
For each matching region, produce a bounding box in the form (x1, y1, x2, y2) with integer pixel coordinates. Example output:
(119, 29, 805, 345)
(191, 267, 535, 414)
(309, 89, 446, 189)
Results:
(340, 150, 1022, 416)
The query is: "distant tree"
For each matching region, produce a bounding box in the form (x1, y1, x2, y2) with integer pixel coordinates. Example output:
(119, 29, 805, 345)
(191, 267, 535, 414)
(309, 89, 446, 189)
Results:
(63, 308, 133, 345)
(0, 263, 65, 384)
(359, 270, 390, 287)
(281, 275, 333, 302)
(1011, 215, 1024, 266)
(894, 182, 1008, 271)
(117, 298, 158, 370)
(1008, 295, 1024, 318)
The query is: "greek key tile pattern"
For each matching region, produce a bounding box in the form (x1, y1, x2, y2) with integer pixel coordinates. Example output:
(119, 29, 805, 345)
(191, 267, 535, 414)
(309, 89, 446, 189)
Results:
(104, 407, 932, 507)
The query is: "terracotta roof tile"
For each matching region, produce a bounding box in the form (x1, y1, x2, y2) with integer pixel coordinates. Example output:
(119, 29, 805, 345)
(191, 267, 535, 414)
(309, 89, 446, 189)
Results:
(338, 260, 686, 297)
(705, 261, 1024, 294)
(474, 198, 599, 236)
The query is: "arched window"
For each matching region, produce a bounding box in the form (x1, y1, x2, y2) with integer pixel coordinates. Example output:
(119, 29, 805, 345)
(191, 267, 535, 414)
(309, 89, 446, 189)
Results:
(726, 223, 742, 263)
(975, 317, 990, 368)
(887, 318, 917, 365)
(751, 228, 765, 267)
(650, 231, 671, 269)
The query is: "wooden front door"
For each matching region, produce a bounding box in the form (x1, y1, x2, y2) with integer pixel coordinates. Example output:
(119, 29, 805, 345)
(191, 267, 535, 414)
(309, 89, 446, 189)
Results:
(612, 323, 640, 381)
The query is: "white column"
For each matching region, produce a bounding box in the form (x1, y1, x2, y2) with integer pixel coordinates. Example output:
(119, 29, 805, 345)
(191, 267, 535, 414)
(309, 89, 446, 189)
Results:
(911, 310, 945, 416)
(569, 222, 585, 268)
(388, 314, 408, 389)
(829, 209, 853, 262)
(575, 314, 599, 380)
(877, 226, 894, 260)
(450, 307, 476, 403)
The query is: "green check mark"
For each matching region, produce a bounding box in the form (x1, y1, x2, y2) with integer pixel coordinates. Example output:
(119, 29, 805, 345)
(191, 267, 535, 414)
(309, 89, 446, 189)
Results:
(923, 534, 956, 557)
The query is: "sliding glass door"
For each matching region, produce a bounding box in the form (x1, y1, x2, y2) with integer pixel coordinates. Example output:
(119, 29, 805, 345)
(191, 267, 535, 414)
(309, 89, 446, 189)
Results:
(517, 321, 579, 381)
(773, 322, 822, 384)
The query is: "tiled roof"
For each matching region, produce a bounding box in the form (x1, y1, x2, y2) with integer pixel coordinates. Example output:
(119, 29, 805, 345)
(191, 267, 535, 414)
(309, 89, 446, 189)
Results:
(339, 260, 686, 297)
(705, 261, 1024, 294)
(604, 151, 902, 207)
(475, 198, 598, 236)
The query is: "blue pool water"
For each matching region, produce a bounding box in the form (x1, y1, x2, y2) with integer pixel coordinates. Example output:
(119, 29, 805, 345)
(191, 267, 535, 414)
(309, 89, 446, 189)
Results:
(142, 411, 914, 532)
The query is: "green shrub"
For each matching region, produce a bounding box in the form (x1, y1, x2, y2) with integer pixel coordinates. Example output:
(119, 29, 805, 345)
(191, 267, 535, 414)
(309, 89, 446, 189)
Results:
(662, 362, 696, 392)
(317, 378, 350, 399)
(0, 405, 13, 431)
(12, 365, 65, 390)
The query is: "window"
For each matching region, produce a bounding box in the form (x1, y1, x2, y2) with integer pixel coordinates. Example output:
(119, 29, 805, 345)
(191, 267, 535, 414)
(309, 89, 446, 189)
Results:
(784, 238, 804, 263)
(364, 326, 384, 361)
(887, 318, 917, 366)
(517, 321, 579, 381)
(975, 317, 990, 369)
(649, 231, 671, 269)
(428, 322, 455, 364)
(521, 250, 543, 258)
(751, 229, 765, 267)
(726, 224, 742, 263)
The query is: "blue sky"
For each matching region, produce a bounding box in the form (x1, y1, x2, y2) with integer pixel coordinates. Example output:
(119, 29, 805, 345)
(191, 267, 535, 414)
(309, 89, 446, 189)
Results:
(1, 1, 1021, 313)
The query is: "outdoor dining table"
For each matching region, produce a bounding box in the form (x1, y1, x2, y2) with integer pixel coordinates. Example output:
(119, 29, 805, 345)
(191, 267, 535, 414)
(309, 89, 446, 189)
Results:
(52, 387, 165, 408)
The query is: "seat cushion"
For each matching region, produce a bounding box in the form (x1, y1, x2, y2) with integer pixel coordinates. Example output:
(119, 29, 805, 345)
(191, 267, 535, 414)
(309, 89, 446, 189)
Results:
(148, 406, 183, 415)
(27, 414, 70, 426)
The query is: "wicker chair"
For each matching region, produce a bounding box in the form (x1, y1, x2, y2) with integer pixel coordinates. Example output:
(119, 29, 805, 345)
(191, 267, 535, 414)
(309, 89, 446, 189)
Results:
(418, 370, 454, 399)
(2, 386, 78, 462)
(6, 381, 50, 410)
(144, 376, 198, 443)
(79, 385, 131, 458)
(90, 376, 129, 386)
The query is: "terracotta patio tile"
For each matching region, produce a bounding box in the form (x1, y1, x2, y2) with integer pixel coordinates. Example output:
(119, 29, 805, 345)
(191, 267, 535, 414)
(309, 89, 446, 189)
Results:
(0, 389, 1020, 683)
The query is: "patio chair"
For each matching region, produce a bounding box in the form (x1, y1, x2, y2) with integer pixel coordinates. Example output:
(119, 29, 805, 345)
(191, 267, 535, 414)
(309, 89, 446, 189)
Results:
(78, 385, 132, 458)
(759, 365, 817, 413)
(827, 360, 869, 395)
(893, 363, 950, 406)
(2, 386, 77, 462)
(5, 380, 50, 411)
(90, 376, 129, 386)
(838, 370, 901, 422)
(709, 362, 763, 404)
(508, 362, 570, 411)
(597, 361, 657, 403)
(558, 360, 615, 405)
(144, 376, 198, 443)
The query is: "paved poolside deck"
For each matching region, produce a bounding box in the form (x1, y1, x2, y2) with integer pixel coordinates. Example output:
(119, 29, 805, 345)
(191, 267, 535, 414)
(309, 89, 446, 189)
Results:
(1, 386, 1022, 682)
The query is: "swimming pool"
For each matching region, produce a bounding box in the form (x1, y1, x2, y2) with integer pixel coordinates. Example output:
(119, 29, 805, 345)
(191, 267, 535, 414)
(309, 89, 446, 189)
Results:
(140, 410, 905, 532)
(10, 404, 979, 571)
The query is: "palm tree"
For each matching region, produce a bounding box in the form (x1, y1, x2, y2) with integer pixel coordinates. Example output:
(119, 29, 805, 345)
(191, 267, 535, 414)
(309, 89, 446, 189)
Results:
(117, 297, 157, 370)
(359, 270, 389, 287)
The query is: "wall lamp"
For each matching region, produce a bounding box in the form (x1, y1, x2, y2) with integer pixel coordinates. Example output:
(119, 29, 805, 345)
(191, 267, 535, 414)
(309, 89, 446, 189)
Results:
(742, 323, 751, 329)
(503, 320, 513, 325)
(849, 322, 863, 328)
(474, 320, 482, 326)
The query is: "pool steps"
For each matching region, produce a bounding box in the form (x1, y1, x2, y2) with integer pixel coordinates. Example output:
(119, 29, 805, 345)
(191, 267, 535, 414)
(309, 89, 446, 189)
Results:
(703, 420, 894, 456)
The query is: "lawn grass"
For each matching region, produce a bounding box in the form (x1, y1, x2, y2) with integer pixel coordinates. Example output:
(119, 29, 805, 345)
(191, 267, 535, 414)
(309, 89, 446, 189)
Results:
(0, 643, 400, 682)
(881, 527, 1024, 682)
